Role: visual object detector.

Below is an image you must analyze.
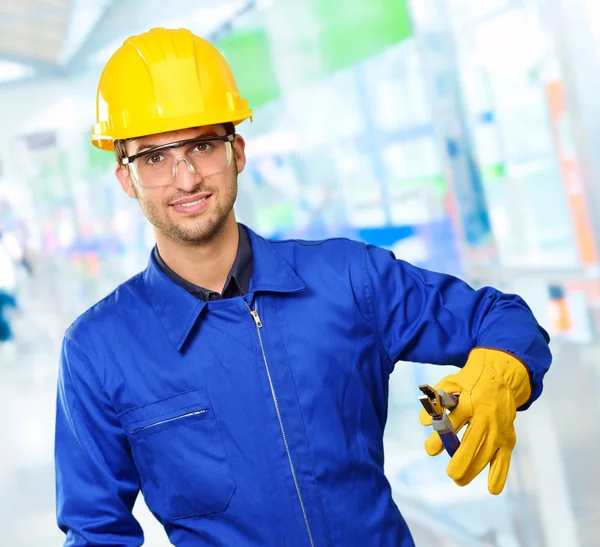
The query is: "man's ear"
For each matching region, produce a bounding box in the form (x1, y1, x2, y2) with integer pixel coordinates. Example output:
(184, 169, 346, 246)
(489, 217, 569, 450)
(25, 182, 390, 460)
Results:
(115, 165, 137, 199)
(233, 134, 246, 174)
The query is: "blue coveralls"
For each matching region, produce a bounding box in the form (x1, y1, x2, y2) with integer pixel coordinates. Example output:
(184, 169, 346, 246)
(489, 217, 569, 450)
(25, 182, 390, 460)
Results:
(55, 225, 551, 546)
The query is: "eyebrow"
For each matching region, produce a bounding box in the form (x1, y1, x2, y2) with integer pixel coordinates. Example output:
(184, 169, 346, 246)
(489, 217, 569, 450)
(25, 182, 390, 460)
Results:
(134, 131, 222, 154)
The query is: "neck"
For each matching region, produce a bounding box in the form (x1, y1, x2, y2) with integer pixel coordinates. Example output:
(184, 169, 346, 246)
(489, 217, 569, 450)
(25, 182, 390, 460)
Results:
(155, 214, 239, 293)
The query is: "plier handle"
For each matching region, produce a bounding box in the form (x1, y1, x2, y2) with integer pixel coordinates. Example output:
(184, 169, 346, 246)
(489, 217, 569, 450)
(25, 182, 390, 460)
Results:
(418, 384, 460, 457)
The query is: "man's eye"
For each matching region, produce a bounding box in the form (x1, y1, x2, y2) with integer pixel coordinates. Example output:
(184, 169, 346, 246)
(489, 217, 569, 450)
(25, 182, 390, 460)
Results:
(192, 143, 211, 153)
(147, 154, 164, 165)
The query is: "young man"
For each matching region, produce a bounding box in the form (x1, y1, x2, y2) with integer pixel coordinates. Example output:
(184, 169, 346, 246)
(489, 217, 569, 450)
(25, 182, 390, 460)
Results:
(55, 27, 552, 547)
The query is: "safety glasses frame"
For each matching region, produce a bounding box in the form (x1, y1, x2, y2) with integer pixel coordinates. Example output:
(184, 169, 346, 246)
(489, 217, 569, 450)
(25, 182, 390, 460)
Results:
(121, 133, 235, 165)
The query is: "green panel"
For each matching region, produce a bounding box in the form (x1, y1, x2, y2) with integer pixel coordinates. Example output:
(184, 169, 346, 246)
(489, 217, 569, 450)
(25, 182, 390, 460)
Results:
(256, 203, 294, 233)
(89, 142, 115, 172)
(481, 163, 505, 185)
(312, 0, 413, 74)
(216, 28, 281, 110)
(29, 151, 72, 216)
(216, 0, 412, 107)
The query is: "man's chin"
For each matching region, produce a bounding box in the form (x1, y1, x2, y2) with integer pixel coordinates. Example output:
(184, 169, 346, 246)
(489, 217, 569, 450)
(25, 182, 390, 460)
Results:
(162, 230, 210, 246)
(160, 219, 226, 245)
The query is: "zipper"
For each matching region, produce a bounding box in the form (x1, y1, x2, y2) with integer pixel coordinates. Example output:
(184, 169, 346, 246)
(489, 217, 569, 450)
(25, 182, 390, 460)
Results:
(244, 298, 315, 547)
(132, 410, 208, 433)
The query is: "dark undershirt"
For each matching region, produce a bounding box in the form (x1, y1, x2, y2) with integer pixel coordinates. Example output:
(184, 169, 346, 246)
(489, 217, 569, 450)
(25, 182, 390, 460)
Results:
(153, 224, 253, 301)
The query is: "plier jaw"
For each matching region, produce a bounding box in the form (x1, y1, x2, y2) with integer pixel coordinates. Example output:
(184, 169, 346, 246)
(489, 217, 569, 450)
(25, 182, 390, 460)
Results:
(418, 384, 461, 457)
(418, 384, 445, 417)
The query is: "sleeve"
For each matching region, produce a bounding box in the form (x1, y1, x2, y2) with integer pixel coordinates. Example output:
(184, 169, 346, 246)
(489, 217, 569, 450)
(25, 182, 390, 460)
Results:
(55, 334, 144, 546)
(360, 243, 552, 408)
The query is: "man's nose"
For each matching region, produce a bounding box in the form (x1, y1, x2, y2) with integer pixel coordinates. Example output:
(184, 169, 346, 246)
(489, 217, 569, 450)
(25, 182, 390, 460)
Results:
(172, 157, 199, 190)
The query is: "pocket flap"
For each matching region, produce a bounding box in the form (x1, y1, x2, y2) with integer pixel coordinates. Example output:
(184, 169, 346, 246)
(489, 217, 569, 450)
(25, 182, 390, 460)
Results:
(119, 389, 211, 432)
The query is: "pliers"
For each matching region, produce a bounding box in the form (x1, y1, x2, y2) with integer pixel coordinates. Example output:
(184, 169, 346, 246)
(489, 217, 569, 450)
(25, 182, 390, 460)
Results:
(418, 384, 461, 457)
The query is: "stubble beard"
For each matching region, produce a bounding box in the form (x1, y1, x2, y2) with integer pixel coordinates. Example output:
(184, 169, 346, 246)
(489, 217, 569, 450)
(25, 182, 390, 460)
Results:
(134, 170, 238, 247)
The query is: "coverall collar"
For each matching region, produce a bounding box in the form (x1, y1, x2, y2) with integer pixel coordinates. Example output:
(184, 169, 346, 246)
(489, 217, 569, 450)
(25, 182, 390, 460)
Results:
(142, 224, 305, 351)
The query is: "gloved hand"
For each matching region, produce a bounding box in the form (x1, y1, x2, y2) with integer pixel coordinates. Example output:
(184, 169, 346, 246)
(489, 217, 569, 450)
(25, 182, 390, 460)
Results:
(419, 347, 531, 495)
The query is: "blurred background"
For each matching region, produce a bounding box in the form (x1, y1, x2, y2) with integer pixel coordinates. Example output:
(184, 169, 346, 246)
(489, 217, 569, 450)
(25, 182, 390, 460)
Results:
(0, 0, 599, 545)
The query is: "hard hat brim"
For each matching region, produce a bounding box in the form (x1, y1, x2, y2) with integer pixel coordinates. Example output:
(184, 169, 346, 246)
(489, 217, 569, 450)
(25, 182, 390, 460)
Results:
(92, 109, 253, 151)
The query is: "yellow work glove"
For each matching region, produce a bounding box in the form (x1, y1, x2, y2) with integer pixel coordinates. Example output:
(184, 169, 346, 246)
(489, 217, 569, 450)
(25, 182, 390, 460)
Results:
(419, 347, 531, 495)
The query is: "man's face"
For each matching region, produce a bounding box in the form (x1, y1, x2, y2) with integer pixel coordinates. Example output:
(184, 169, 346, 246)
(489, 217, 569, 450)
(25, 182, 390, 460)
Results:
(116, 125, 246, 246)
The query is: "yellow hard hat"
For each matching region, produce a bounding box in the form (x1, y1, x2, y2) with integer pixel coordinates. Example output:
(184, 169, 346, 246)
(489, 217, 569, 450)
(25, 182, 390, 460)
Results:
(91, 27, 252, 151)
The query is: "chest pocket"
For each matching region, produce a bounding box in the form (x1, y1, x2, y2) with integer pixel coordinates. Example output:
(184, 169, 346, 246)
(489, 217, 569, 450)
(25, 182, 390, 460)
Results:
(120, 388, 235, 521)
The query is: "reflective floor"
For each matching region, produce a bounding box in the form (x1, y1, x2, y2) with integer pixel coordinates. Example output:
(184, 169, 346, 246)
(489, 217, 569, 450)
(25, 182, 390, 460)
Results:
(0, 250, 598, 547)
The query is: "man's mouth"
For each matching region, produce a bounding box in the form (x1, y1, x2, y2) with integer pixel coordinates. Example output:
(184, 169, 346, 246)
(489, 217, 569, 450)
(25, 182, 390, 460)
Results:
(169, 193, 212, 213)
(175, 197, 208, 208)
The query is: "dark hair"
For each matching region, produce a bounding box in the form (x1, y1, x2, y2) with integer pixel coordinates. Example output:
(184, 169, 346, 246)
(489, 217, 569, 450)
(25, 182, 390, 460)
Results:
(114, 121, 237, 165)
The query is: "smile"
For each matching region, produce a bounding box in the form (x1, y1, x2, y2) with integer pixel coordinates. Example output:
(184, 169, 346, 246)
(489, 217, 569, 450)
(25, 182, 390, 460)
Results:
(177, 197, 207, 207)
(169, 194, 212, 214)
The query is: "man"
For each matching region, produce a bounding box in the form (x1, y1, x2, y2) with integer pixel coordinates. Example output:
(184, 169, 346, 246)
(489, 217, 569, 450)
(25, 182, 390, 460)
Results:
(55, 27, 552, 547)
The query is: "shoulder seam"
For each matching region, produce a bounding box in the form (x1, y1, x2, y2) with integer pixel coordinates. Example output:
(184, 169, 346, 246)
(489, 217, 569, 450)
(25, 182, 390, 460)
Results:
(360, 243, 394, 369)
(66, 272, 144, 336)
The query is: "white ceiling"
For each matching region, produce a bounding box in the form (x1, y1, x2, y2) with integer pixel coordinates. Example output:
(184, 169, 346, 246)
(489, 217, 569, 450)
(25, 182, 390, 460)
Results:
(0, 0, 253, 83)
(0, 0, 71, 65)
(0, 0, 113, 68)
